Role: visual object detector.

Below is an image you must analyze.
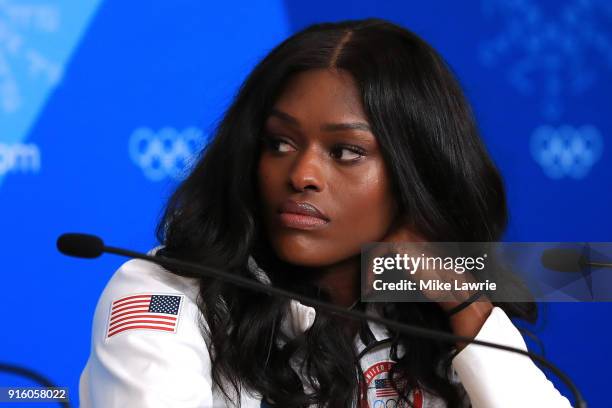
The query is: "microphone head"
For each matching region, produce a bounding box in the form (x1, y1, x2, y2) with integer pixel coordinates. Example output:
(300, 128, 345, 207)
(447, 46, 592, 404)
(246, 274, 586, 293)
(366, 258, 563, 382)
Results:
(541, 248, 587, 272)
(57, 233, 104, 259)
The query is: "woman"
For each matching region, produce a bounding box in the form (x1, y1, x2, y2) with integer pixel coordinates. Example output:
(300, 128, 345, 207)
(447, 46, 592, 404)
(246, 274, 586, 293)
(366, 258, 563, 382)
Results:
(79, 18, 572, 407)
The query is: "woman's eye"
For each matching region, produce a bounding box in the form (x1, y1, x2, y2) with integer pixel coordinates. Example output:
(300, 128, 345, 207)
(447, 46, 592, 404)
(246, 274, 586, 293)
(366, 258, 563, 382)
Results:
(275, 140, 293, 153)
(264, 135, 294, 153)
(263, 135, 365, 162)
(331, 146, 366, 162)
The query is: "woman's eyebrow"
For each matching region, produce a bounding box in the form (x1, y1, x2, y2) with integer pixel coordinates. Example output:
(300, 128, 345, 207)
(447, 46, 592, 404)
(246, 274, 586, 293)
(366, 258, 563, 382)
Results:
(269, 108, 372, 133)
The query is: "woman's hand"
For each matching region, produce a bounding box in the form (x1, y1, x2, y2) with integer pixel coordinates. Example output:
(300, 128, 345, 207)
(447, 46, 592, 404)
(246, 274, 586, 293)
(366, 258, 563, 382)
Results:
(366, 215, 493, 349)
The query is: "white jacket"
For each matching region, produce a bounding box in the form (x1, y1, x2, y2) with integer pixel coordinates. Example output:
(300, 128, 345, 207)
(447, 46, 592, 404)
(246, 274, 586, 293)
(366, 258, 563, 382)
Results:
(79, 249, 573, 408)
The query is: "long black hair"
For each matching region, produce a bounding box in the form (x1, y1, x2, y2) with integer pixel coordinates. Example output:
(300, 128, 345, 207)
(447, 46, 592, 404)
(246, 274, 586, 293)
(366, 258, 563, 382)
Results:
(156, 18, 537, 407)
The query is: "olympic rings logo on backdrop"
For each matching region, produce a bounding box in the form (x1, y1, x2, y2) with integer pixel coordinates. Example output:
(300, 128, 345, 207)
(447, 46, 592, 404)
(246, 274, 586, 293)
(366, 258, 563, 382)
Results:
(530, 125, 603, 179)
(129, 127, 205, 181)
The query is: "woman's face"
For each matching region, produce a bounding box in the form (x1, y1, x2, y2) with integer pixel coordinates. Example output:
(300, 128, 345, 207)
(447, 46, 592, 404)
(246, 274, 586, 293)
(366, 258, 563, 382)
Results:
(258, 68, 398, 268)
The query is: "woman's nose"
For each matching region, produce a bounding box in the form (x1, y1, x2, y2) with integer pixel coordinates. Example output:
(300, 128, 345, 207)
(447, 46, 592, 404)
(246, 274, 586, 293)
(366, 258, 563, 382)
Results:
(288, 148, 324, 192)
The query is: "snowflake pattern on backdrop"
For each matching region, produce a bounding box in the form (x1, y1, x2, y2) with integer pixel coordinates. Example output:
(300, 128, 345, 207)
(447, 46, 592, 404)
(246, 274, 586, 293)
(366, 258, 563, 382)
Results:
(0, 0, 62, 115)
(479, 0, 612, 120)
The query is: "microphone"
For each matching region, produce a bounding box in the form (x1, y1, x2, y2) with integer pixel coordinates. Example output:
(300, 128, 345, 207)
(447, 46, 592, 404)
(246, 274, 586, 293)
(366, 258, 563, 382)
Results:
(58, 233, 587, 408)
(57, 233, 103, 258)
(542, 247, 612, 272)
(541, 245, 612, 299)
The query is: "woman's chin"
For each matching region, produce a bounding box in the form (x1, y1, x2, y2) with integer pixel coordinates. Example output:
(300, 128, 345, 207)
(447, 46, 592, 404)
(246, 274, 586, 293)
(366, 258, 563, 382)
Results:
(272, 242, 332, 267)
(276, 251, 330, 267)
(272, 241, 360, 270)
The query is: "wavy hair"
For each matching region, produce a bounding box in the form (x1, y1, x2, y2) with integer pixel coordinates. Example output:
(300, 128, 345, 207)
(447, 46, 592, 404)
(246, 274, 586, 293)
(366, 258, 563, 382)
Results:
(156, 18, 537, 407)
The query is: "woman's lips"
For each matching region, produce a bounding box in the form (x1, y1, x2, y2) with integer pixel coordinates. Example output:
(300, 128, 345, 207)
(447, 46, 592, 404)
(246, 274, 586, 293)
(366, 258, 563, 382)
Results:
(278, 212, 329, 230)
(277, 199, 330, 230)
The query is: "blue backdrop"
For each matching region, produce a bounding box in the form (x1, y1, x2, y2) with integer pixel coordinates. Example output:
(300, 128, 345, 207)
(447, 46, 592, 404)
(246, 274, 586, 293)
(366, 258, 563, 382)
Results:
(0, 0, 610, 406)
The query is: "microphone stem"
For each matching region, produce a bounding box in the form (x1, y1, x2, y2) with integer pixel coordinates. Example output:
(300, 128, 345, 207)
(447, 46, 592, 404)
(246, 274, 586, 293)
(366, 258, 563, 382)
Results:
(587, 262, 612, 268)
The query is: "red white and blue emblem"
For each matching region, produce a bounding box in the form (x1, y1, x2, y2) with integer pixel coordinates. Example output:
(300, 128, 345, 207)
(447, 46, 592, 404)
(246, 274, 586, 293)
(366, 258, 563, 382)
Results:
(360, 360, 422, 408)
(106, 293, 183, 338)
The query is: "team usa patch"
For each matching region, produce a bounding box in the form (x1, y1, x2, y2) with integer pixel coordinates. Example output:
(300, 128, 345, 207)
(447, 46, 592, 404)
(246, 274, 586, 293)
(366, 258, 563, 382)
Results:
(106, 293, 183, 338)
(360, 360, 423, 408)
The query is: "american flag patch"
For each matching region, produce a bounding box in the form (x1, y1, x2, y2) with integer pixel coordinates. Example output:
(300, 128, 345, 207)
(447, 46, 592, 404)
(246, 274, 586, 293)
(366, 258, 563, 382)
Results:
(106, 294, 183, 338)
(374, 378, 398, 398)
